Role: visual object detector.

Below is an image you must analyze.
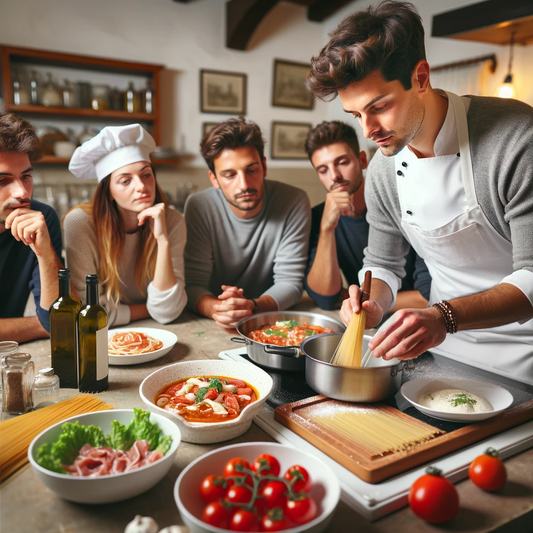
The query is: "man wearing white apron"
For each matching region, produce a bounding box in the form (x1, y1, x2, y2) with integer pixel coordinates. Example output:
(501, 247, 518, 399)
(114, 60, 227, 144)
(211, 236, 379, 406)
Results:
(306, 1, 533, 385)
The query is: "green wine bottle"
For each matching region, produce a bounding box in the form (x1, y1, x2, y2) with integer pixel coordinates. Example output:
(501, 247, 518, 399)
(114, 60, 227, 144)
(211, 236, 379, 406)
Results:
(78, 274, 108, 393)
(50, 269, 81, 388)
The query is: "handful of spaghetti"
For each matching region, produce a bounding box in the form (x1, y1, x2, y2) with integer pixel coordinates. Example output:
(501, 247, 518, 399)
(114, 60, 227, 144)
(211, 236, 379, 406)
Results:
(108, 331, 163, 355)
(330, 271, 372, 367)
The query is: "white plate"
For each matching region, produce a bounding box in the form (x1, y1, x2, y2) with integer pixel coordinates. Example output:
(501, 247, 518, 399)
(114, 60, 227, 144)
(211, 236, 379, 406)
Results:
(401, 378, 514, 422)
(108, 327, 177, 366)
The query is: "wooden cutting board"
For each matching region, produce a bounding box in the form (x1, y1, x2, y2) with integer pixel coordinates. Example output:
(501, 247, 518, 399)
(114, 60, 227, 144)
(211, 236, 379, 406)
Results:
(274, 395, 533, 484)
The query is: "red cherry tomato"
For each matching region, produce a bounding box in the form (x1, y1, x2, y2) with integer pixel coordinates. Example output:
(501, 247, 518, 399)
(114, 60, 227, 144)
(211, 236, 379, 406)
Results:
(253, 453, 281, 477)
(230, 509, 259, 532)
(286, 495, 318, 525)
(284, 465, 311, 493)
(227, 484, 253, 505)
(224, 457, 253, 487)
(202, 500, 232, 529)
(200, 474, 227, 503)
(469, 448, 507, 491)
(408, 467, 459, 524)
(262, 480, 288, 510)
(260, 507, 291, 531)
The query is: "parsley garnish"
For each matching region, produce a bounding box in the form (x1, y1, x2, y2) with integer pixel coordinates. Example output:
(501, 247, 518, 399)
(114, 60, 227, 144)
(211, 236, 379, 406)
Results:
(450, 393, 477, 408)
(209, 376, 223, 393)
(304, 329, 316, 337)
(265, 330, 288, 338)
(193, 331, 205, 337)
(196, 387, 209, 402)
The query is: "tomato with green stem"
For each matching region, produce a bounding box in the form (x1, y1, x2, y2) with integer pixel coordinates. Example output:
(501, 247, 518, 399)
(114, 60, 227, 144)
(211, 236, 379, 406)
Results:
(261, 507, 292, 531)
(284, 465, 311, 493)
(224, 457, 253, 487)
(408, 466, 459, 524)
(286, 494, 317, 525)
(262, 480, 288, 510)
(253, 453, 281, 477)
(199, 474, 227, 503)
(469, 448, 507, 491)
(227, 484, 253, 505)
(202, 500, 232, 529)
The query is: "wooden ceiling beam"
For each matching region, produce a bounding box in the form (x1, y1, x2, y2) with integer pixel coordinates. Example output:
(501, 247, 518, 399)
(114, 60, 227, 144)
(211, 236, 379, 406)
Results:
(226, 0, 280, 50)
(308, 0, 354, 22)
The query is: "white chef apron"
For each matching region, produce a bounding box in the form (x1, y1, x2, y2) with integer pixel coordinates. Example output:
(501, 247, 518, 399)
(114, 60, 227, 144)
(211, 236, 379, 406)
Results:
(396, 91, 533, 385)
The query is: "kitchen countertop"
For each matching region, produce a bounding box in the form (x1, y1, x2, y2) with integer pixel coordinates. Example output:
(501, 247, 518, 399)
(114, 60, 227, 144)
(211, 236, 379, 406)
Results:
(1, 302, 532, 533)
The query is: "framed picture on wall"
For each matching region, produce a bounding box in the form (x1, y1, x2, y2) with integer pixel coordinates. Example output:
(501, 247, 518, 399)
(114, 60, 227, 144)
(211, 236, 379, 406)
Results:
(272, 59, 314, 110)
(202, 122, 220, 138)
(271, 121, 312, 160)
(200, 69, 247, 114)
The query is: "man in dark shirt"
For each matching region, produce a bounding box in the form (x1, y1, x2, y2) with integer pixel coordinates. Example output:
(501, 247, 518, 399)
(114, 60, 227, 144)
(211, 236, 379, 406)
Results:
(0, 113, 63, 342)
(304, 120, 430, 310)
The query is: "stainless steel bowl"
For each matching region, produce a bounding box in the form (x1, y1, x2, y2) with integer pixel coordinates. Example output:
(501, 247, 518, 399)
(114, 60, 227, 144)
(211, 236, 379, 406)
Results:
(302, 333, 414, 402)
(232, 311, 346, 372)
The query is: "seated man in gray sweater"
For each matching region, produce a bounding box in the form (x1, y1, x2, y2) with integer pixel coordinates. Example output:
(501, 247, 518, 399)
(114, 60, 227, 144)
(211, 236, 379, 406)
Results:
(184, 118, 311, 329)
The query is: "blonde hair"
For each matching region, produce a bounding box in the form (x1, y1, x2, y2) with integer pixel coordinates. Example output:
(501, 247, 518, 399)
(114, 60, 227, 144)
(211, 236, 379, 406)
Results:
(72, 169, 167, 306)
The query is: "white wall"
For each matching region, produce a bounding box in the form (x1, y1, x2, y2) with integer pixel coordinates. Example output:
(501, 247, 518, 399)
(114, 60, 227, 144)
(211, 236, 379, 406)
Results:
(1, 0, 531, 205)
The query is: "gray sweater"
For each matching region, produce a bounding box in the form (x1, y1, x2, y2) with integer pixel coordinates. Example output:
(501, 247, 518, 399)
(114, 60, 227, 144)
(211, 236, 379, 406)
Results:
(64, 207, 187, 326)
(363, 96, 533, 295)
(184, 180, 311, 311)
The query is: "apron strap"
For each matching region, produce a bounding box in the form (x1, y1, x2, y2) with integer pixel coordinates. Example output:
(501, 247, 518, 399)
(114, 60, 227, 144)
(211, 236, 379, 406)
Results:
(446, 91, 477, 209)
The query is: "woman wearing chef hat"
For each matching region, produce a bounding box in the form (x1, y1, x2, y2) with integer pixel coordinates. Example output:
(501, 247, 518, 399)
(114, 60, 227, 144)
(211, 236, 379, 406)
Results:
(64, 124, 187, 326)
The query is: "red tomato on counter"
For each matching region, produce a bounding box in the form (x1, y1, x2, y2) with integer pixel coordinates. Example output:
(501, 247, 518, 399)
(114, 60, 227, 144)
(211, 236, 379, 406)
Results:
(469, 447, 507, 491)
(408, 467, 459, 523)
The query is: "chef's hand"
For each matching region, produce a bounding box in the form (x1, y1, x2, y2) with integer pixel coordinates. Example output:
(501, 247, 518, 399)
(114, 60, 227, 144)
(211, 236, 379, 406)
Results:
(368, 307, 447, 361)
(339, 283, 383, 329)
(212, 285, 253, 329)
(321, 190, 355, 232)
(138, 203, 168, 242)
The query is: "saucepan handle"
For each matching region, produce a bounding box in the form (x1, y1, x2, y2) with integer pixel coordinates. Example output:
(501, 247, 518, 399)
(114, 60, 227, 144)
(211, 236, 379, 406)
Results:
(264, 345, 300, 358)
(230, 337, 248, 345)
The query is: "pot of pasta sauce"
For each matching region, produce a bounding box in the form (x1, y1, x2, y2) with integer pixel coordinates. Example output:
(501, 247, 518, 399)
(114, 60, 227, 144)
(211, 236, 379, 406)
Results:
(232, 311, 346, 372)
(302, 333, 414, 402)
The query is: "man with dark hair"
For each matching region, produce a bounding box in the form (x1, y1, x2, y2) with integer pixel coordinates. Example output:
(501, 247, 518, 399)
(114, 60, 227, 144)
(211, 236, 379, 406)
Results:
(184, 118, 311, 329)
(304, 120, 430, 311)
(307, 1, 533, 384)
(0, 112, 63, 342)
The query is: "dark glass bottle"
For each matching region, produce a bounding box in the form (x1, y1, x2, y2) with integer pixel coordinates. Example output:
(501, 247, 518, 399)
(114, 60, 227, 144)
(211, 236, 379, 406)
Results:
(78, 274, 108, 393)
(50, 269, 81, 388)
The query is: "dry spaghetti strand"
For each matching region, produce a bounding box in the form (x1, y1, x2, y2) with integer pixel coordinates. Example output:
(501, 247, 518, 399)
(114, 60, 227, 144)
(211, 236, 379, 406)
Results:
(315, 406, 443, 458)
(0, 394, 113, 484)
(330, 271, 372, 367)
(108, 331, 163, 355)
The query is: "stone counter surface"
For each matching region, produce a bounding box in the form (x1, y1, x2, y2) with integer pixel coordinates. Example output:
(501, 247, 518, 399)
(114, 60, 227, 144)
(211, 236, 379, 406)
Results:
(1, 306, 532, 533)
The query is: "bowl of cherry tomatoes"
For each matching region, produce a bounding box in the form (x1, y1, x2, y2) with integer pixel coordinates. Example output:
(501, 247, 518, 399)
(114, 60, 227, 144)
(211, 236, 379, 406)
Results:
(174, 442, 340, 532)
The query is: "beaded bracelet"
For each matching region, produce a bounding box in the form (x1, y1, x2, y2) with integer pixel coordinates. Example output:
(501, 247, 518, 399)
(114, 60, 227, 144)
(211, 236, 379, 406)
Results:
(432, 300, 458, 334)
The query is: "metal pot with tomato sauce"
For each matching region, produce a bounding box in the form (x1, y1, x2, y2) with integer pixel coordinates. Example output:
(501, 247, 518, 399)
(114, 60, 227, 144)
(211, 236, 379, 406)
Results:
(231, 311, 346, 372)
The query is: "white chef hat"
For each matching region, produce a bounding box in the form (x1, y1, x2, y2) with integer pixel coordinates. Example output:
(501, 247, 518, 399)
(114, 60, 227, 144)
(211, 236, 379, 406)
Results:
(69, 124, 156, 182)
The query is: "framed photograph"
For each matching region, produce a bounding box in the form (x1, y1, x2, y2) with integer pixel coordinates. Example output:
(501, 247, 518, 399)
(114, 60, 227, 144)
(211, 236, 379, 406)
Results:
(272, 59, 314, 110)
(202, 122, 220, 138)
(200, 69, 247, 114)
(271, 121, 312, 160)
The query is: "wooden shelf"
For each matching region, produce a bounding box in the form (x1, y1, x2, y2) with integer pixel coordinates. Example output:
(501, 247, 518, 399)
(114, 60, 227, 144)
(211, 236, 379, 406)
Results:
(5, 104, 156, 121)
(36, 155, 180, 165)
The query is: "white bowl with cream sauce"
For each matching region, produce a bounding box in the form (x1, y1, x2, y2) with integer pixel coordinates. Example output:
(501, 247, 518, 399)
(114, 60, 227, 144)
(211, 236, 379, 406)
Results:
(401, 378, 513, 422)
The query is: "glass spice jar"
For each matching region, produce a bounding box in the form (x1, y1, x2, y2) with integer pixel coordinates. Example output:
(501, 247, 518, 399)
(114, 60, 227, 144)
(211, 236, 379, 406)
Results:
(0, 341, 20, 404)
(33, 367, 60, 409)
(2, 353, 34, 415)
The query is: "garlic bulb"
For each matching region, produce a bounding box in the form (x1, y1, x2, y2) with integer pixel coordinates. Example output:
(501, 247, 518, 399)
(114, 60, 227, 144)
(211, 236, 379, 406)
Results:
(124, 515, 159, 533)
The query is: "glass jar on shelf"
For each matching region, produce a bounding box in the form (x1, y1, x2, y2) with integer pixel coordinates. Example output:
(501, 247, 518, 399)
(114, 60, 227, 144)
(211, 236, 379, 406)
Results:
(41, 73, 63, 107)
(91, 84, 109, 111)
(33, 367, 60, 409)
(2, 353, 34, 415)
(12, 69, 30, 106)
(62, 79, 78, 108)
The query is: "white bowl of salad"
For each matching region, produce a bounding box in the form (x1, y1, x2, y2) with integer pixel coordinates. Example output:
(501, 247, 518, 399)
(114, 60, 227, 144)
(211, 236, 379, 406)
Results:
(28, 409, 181, 504)
(140, 360, 273, 444)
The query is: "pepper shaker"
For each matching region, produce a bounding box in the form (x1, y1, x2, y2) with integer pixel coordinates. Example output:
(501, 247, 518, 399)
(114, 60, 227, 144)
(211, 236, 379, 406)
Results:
(2, 353, 34, 415)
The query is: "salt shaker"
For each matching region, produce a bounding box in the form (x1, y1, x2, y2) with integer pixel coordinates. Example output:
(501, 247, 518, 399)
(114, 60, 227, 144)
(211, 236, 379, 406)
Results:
(2, 353, 34, 415)
(33, 367, 60, 409)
